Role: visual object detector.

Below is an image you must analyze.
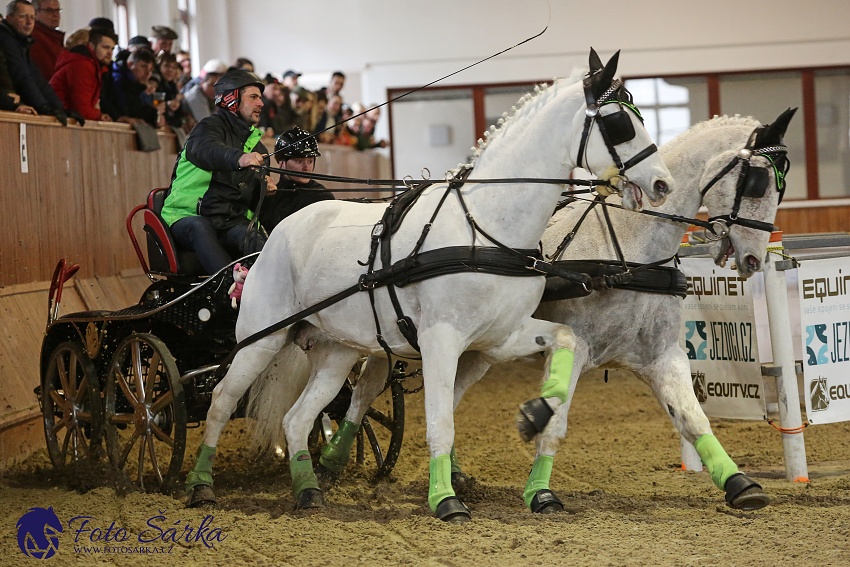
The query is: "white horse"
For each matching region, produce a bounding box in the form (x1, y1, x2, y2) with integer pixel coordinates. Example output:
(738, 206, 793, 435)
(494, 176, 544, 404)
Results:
(316, 109, 796, 513)
(184, 48, 674, 522)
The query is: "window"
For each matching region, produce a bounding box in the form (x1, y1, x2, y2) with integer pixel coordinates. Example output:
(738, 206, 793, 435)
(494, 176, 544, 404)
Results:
(625, 78, 708, 145)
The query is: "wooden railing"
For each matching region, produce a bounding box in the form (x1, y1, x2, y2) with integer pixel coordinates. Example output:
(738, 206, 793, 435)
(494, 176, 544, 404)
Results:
(0, 112, 391, 287)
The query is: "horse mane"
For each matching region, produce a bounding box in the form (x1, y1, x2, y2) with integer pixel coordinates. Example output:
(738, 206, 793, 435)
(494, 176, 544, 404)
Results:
(671, 114, 761, 144)
(452, 68, 588, 175)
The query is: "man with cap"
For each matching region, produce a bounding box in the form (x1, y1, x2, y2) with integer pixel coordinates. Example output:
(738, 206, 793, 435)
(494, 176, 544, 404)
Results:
(182, 58, 226, 124)
(161, 69, 274, 274)
(29, 0, 63, 80)
(281, 69, 300, 90)
(150, 25, 177, 54)
(260, 126, 334, 233)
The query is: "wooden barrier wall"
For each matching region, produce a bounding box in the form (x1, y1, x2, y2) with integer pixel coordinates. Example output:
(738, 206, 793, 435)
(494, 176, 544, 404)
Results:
(0, 112, 390, 468)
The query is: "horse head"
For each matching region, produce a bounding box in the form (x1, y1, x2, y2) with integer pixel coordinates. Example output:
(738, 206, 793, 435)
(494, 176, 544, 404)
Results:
(573, 48, 674, 211)
(702, 108, 797, 278)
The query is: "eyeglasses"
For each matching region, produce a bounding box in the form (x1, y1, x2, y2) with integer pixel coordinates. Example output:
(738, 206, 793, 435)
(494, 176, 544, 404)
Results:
(37, 8, 63, 13)
(14, 13, 36, 20)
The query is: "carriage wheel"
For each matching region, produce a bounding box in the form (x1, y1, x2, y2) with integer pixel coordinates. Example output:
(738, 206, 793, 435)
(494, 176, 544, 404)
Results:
(104, 333, 186, 493)
(315, 374, 405, 480)
(41, 342, 103, 468)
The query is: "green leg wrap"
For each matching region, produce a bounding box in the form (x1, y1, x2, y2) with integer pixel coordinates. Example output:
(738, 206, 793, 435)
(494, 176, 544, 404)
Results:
(428, 454, 455, 512)
(694, 433, 739, 490)
(523, 455, 554, 508)
(450, 447, 462, 474)
(541, 348, 574, 403)
(290, 450, 320, 497)
(319, 419, 359, 474)
(185, 443, 216, 491)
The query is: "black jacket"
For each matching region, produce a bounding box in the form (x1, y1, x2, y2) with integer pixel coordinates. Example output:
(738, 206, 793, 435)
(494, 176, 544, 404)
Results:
(163, 109, 268, 230)
(0, 20, 63, 113)
(260, 177, 334, 233)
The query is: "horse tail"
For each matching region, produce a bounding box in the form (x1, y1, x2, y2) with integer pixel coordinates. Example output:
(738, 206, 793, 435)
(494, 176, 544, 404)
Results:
(245, 341, 312, 454)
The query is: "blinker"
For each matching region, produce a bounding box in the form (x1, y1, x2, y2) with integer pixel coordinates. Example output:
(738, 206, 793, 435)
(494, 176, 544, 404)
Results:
(741, 167, 770, 199)
(600, 110, 636, 146)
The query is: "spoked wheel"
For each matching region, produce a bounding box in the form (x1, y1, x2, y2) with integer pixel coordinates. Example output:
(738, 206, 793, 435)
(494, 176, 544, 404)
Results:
(104, 333, 186, 493)
(314, 368, 406, 480)
(41, 341, 103, 468)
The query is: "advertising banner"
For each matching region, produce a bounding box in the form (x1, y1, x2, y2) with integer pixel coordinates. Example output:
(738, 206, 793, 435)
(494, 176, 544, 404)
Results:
(680, 258, 765, 419)
(798, 257, 850, 425)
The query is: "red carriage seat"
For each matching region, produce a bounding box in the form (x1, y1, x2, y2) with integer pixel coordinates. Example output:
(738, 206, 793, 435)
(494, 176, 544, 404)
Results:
(127, 188, 205, 276)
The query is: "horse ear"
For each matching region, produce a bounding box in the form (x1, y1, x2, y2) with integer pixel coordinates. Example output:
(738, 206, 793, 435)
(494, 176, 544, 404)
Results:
(759, 107, 797, 146)
(594, 50, 620, 98)
(588, 47, 603, 73)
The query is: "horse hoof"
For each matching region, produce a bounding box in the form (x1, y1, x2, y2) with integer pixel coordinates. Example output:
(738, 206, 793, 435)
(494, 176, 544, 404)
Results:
(516, 397, 554, 442)
(530, 489, 563, 514)
(451, 471, 476, 497)
(435, 496, 471, 523)
(186, 485, 216, 508)
(725, 472, 771, 511)
(315, 463, 340, 488)
(296, 488, 326, 510)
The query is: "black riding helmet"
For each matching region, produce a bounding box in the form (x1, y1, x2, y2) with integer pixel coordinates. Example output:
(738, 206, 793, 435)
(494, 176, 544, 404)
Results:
(214, 69, 264, 114)
(274, 126, 322, 160)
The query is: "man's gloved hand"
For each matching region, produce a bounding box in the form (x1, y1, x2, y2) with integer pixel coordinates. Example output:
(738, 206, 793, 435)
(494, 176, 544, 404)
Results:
(66, 109, 86, 126)
(53, 108, 68, 126)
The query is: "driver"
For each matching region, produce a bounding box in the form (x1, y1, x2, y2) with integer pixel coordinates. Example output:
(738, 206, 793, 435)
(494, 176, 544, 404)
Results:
(260, 126, 335, 233)
(160, 69, 274, 274)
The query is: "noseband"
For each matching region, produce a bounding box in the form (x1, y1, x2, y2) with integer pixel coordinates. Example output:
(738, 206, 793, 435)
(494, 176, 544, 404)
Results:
(699, 126, 790, 237)
(576, 75, 659, 194)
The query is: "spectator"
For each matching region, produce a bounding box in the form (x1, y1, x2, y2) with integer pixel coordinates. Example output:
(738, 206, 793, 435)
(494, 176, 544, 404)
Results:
(314, 93, 341, 143)
(318, 70, 345, 101)
(49, 26, 117, 121)
(154, 51, 186, 129)
(161, 69, 272, 274)
(291, 86, 316, 132)
(233, 57, 253, 72)
(354, 106, 388, 150)
(0, 39, 36, 113)
(333, 104, 358, 147)
(260, 126, 334, 233)
(150, 25, 177, 54)
(182, 58, 226, 125)
(29, 0, 62, 80)
(259, 79, 294, 136)
(0, 0, 71, 123)
(281, 69, 300, 90)
(62, 26, 87, 49)
(181, 56, 224, 93)
(175, 49, 191, 89)
(107, 47, 160, 126)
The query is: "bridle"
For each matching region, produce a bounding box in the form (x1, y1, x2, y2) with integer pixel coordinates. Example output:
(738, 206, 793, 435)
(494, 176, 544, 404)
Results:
(575, 74, 659, 195)
(699, 125, 789, 238)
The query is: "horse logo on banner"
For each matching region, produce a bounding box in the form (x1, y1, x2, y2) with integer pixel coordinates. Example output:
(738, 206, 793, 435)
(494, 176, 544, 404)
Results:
(16, 506, 63, 559)
(810, 377, 830, 412)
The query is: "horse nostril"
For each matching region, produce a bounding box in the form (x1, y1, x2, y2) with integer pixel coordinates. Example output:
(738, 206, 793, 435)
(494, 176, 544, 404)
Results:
(654, 179, 669, 195)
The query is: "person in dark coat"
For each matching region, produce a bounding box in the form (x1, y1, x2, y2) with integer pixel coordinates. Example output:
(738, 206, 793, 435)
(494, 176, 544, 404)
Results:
(105, 47, 159, 126)
(0, 0, 73, 123)
(29, 0, 63, 80)
(260, 126, 334, 234)
(161, 69, 273, 274)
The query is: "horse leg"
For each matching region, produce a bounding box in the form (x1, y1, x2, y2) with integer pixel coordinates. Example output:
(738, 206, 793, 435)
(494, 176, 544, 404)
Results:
(283, 339, 361, 509)
(448, 351, 491, 496)
(636, 345, 770, 510)
(186, 336, 286, 507)
(481, 318, 581, 513)
(522, 340, 590, 513)
(418, 324, 472, 523)
(315, 354, 388, 482)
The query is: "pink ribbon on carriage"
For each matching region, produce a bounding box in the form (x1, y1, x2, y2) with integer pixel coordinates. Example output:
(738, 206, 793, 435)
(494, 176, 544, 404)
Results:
(228, 263, 249, 309)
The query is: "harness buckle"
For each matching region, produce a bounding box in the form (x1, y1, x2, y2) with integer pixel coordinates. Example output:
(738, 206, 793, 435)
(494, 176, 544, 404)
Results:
(526, 258, 548, 274)
(358, 274, 377, 290)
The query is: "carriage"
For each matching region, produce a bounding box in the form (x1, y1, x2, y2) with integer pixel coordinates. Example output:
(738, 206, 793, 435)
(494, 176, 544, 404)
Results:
(36, 187, 409, 493)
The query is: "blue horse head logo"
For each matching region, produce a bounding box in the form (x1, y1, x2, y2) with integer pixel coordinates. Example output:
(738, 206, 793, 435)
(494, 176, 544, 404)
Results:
(16, 507, 63, 559)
